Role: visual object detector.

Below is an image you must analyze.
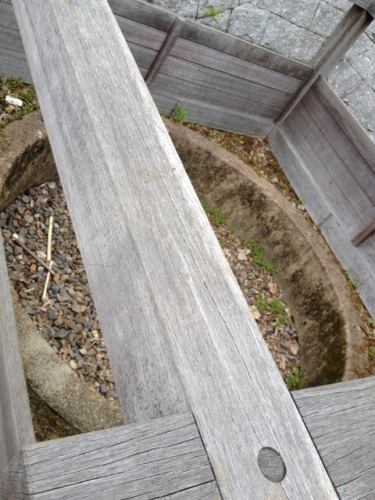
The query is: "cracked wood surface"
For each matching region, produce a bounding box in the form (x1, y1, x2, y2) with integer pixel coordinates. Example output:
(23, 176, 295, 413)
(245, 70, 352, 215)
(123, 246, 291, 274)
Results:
(20, 413, 220, 500)
(293, 377, 375, 500)
(12, 0, 337, 497)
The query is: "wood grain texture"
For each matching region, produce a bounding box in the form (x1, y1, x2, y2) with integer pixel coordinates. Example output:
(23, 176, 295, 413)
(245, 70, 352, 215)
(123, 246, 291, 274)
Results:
(13, 0, 338, 497)
(268, 125, 375, 318)
(315, 77, 375, 171)
(276, 104, 366, 239)
(109, 0, 312, 81)
(117, 15, 301, 95)
(150, 67, 284, 120)
(22, 413, 220, 500)
(293, 377, 375, 500)
(153, 94, 273, 137)
(296, 99, 375, 226)
(0, 47, 31, 83)
(0, 234, 35, 477)
(0, 1, 18, 30)
(0, 451, 27, 500)
(145, 16, 184, 85)
(302, 84, 375, 204)
(275, 5, 372, 124)
(268, 127, 332, 226)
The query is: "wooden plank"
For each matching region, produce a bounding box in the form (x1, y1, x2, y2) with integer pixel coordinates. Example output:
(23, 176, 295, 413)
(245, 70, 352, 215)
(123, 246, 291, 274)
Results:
(0, 1, 19, 30)
(170, 37, 301, 95)
(127, 41, 157, 71)
(352, 218, 375, 246)
(154, 94, 273, 136)
(145, 16, 184, 86)
(268, 127, 332, 226)
(22, 413, 220, 499)
(297, 99, 375, 226)
(355, 274, 375, 318)
(0, 24, 24, 53)
(0, 452, 27, 500)
(352, 0, 375, 17)
(156, 56, 290, 111)
(275, 5, 372, 125)
(0, 47, 32, 83)
(115, 15, 166, 51)
(303, 84, 375, 204)
(13, 0, 338, 497)
(109, 0, 176, 33)
(358, 232, 375, 276)
(293, 377, 375, 500)
(315, 77, 375, 172)
(118, 16, 301, 95)
(0, 234, 35, 476)
(279, 106, 365, 239)
(318, 213, 372, 286)
(150, 69, 283, 120)
(109, 0, 312, 81)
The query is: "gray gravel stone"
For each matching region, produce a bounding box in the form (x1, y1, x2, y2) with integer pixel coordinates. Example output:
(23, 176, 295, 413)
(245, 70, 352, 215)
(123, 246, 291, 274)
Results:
(328, 60, 363, 96)
(260, 13, 304, 58)
(197, 9, 231, 30)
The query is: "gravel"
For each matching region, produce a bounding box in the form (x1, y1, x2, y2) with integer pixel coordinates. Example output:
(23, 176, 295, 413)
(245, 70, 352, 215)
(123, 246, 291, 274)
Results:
(1, 181, 301, 399)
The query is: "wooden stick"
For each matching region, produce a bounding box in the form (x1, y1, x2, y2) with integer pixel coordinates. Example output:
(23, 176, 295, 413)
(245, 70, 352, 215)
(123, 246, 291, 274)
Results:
(10, 234, 56, 275)
(42, 213, 54, 301)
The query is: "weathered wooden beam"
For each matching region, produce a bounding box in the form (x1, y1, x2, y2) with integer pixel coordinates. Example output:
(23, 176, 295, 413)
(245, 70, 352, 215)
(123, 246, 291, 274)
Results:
(0, 233, 35, 479)
(145, 15, 184, 86)
(293, 377, 375, 500)
(20, 413, 220, 499)
(275, 5, 372, 125)
(351, 0, 375, 17)
(12, 0, 338, 497)
(352, 218, 375, 246)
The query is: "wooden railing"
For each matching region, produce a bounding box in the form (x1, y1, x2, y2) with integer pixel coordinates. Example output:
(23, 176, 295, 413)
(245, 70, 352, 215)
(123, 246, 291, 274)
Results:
(1, 0, 375, 498)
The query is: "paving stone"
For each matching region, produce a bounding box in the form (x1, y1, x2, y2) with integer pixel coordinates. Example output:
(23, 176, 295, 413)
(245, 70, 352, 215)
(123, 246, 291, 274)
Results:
(327, 59, 363, 96)
(341, 79, 375, 126)
(323, 0, 352, 11)
(290, 30, 324, 63)
(152, 0, 199, 18)
(228, 3, 269, 44)
(258, 0, 320, 30)
(197, 0, 238, 18)
(197, 9, 231, 30)
(310, 1, 346, 37)
(260, 13, 304, 58)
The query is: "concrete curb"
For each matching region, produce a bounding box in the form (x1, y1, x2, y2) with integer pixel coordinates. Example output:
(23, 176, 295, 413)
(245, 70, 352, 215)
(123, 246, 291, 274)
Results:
(0, 112, 369, 429)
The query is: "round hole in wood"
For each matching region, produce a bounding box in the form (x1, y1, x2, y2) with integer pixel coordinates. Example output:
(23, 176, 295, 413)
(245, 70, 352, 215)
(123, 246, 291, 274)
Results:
(257, 447, 286, 483)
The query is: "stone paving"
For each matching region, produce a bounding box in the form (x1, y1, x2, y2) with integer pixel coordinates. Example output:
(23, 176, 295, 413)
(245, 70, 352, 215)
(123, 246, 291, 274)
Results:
(151, 0, 375, 142)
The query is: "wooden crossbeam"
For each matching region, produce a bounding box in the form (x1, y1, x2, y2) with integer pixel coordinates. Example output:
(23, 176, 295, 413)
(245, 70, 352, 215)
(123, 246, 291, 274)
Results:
(12, 0, 338, 497)
(274, 5, 373, 125)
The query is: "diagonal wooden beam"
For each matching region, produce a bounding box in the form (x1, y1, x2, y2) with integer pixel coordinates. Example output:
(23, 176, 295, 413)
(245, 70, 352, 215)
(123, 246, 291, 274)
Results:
(274, 5, 372, 125)
(12, 0, 338, 497)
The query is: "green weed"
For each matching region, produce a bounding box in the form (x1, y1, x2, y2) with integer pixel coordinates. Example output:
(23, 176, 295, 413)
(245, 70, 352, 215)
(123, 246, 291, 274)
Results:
(242, 238, 278, 273)
(173, 107, 187, 124)
(345, 267, 360, 286)
(204, 5, 224, 20)
(287, 367, 307, 391)
(202, 202, 227, 225)
(255, 294, 268, 312)
(268, 299, 285, 314)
